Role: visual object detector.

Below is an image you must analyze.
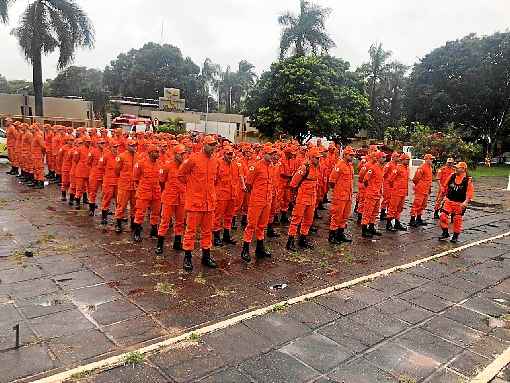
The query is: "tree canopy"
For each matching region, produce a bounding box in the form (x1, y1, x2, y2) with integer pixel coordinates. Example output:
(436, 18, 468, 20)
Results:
(245, 55, 370, 142)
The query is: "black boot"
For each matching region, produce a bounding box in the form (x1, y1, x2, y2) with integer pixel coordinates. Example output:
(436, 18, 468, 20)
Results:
(450, 233, 460, 243)
(255, 239, 271, 258)
(318, 202, 326, 211)
(150, 225, 158, 238)
(309, 226, 318, 235)
(273, 214, 280, 225)
(82, 193, 89, 205)
(439, 228, 450, 241)
(156, 236, 165, 255)
(241, 241, 251, 262)
(409, 216, 418, 228)
(101, 210, 108, 225)
(61, 190, 67, 201)
(298, 235, 314, 249)
(26, 175, 35, 187)
(213, 230, 223, 247)
(266, 224, 280, 238)
(337, 228, 352, 243)
(68, 194, 75, 206)
(380, 209, 387, 220)
(362, 225, 373, 238)
(280, 212, 289, 224)
(115, 219, 123, 233)
(433, 210, 440, 219)
(386, 219, 397, 232)
(183, 251, 193, 271)
(369, 224, 382, 236)
(88, 203, 96, 217)
(416, 216, 428, 226)
(286, 236, 297, 251)
(201, 248, 217, 268)
(173, 235, 183, 251)
(130, 218, 135, 231)
(6, 167, 14, 175)
(222, 229, 237, 245)
(75, 196, 81, 210)
(394, 220, 407, 231)
(16, 170, 24, 179)
(357, 213, 362, 225)
(231, 216, 238, 231)
(328, 230, 341, 245)
(133, 223, 142, 242)
(241, 215, 248, 227)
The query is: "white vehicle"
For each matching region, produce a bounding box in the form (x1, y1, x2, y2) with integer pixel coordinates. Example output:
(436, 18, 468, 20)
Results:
(0, 128, 7, 158)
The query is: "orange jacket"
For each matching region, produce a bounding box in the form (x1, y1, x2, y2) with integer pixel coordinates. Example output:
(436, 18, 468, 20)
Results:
(88, 147, 105, 181)
(290, 162, 319, 206)
(329, 159, 354, 201)
(6, 125, 16, 151)
(413, 163, 433, 194)
(74, 146, 90, 178)
(31, 130, 45, 160)
(99, 149, 119, 187)
(363, 162, 384, 198)
(61, 145, 74, 173)
(246, 159, 273, 207)
(216, 158, 242, 201)
(383, 161, 397, 191)
(115, 151, 136, 191)
(160, 158, 185, 205)
(134, 158, 161, 200)
(437, 166, 455, 193)
(178, 151, 219, 212)
(387, 164, 409, 197)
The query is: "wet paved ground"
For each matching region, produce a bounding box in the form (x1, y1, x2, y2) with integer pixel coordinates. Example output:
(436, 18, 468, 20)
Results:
(0, 165, 509, 382)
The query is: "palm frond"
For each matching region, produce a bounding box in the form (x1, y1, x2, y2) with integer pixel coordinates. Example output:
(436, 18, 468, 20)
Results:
(0, 0, 15, 23)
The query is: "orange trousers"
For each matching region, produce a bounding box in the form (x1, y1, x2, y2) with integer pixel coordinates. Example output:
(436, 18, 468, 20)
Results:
(183, 211, 213, 251)
(330, 200, 352, 230)
(381, 185, 392, 210)
(440, 199, 464, 234)
(280, 187, 292, 213)
(33, 158, 44, 181)
(158, 203, 185, 237)
(75, 177, 89, 199)
(134, 198, 161, 225)
(356, 185, 365, 213)
(288, 203, 314, 236)
(88, 178, 102, 205)
(434, 189, 446, 211)
(101, 184, 117, 211)
(115, 189, 136, 220)
(243, 204, 271, 242)
(411, 192, 429, 217)
(214, 199, 235, 231)
(361, 196, 380, 225)
(61, 171, 70, 191)
(388, 195, 406, 220)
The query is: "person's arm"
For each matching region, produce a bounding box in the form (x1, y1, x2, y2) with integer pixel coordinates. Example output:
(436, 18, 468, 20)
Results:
(328, 161, 341, 189)
(290, 165, 306, 190)
(177, 157, 194, 185)
(463, 177, 475, 207)
(114, 155, 123, 177)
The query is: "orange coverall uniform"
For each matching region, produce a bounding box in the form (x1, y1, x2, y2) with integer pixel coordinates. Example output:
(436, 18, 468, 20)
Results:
(329, 159, 354, 230)
(214, 159, 242, 232)
(74, 145, 90, 200)
(133, 158, 162, 226)
(178, 151, 219, 251)
(6, 124, 16, 165)
(243, 159, 274, 242)
(60, 144, 73, 192)
(22, 131, 33, 174)
(381, 160, 397, 210)
(100, 149, 119, 212)
(114, 151, 137, 220)
(288, 163, 319, 237)
(439, 174, 474, 234)
(411, 163, 433, 217)
(361, 163, 384, 225)
(387, 164, 409, 221)
(87, 146, 104, 205)
(44, 130, 54, 174)
(158, 157, 186, 237)
(434, 165, 455, 211)
(31, 130, 45, 181)
(356, 159, 369, 214)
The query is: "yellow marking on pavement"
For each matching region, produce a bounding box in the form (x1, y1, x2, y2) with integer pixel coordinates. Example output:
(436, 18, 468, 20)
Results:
(28, 231, 510, 383)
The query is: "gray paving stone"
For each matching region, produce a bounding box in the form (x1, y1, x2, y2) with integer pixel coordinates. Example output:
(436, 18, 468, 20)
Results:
(203, 323, 272, 364)
(243, 312, 311, 346)
(449, 350, 491, 377)
(421, 316, 483, 347)
(365, 341, 440, 382)
(443, 306, 492, 333)
(239, 349, 320, 383)
(3, 278, 58, 299)
(198, 368, 252, 383)
(0, 264, 45, 284)
(286, 301, 341, 329)
(347, 307, 409, 337)
(318, 317, 384, 349)
(462, 296, 510, 317)
(89, 363, 168, 383)
(376, 298, 434, 324)
(491, 328, 510, 342)
(328, 358, 397, 382)
(438, 276, 483, 294)
(422, 283, 473, 303)
(0, 302, 22, 327)
(89, 298, 144, 326)
(279, 333, 352, 373)
(395, 328, 463, 363)
(69, 284, 121, 307)
(315, 287, 387, 315)
(103, 316, 166, 347)
(16, 293, 75, 319)
(53, 270, 103, 290)
(398, 290, 455, 312)
(469, 335, 509, 358)
(29, 309, 95, 339)
(424, 368, 468, 382)
(0, 343, 55, 383)
(0, 321, 37, 351)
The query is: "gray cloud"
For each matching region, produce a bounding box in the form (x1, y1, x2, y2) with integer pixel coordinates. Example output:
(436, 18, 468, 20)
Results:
(0, 0, 508, 81)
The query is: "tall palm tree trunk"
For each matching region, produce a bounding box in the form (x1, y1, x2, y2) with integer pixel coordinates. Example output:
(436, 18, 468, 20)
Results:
(32, 48, 44, 116)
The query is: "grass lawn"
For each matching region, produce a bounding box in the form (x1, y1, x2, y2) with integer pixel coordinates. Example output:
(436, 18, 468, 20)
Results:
(470, 165, 510, 178)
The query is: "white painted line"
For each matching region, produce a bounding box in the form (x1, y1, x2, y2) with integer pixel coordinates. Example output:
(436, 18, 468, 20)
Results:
(28, 230, 510, 383)
(471, 345, 510, 383)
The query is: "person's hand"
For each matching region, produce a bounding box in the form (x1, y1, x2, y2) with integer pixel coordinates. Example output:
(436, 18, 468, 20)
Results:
(461, 201, 468, 208)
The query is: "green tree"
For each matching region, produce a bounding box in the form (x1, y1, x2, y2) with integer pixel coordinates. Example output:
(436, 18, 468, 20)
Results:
(6, 79, 34, 94)
(0, 0, 12, 23)
(0, 74, 9, 92)
(406, 32, 510, 155)
(246, 55, 371, 142)
(278, 0, 335, 59)
(10, 0, 94, 116)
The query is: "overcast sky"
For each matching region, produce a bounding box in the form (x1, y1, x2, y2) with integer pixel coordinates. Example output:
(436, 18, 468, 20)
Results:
(0, 0, 509, 81)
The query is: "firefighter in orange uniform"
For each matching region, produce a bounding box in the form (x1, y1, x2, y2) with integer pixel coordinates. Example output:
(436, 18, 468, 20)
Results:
(114, 138, 137, 233)
(156, 144, 187, 255)
(410, 154, 434, 227)
(240, 144, 276, 262)
(328, 146, 355, 244)
(99, 141, 120, 225)
(386, 153, 409, 232)
(361, 151, 386, 238)
(433, 158, 456, 219)
(6, 119, 18, 175)
(178, 136, 220, 271)
(73, 137, 91, 209)
(439, 162, 474, 243)
(87, 138, 106, 216)
(380, 152, 399, 220)
(31, 125, 46, 189)
(285, 147, 321, 251)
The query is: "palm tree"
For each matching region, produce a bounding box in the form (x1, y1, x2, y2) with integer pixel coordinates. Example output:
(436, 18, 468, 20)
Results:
(278, 0, 335, 59)
(1, 0, 13, 23)
(8, 0, 94, 116)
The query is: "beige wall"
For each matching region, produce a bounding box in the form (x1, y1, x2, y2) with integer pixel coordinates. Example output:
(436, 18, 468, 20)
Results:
(151, 111, 201, 124)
